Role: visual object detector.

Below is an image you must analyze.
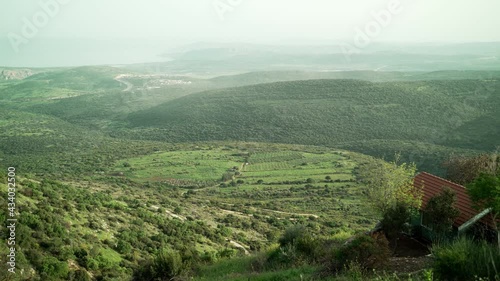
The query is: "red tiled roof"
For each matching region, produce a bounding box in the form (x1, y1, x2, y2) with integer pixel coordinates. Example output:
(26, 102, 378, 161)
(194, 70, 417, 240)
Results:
(414, 172, 496, 228)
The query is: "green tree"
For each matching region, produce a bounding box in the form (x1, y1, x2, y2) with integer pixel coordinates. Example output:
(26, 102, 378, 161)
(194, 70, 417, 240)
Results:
(382, 201, 412, 240)
(152, 248, 183, 280)
(467, 173, 500, 250)
(116, 239, 132, 255)
(40, 256, 69, 279)
(358, 155, 422, 216)
(444, 152, 499, 185)
(425, 189, 460, 239)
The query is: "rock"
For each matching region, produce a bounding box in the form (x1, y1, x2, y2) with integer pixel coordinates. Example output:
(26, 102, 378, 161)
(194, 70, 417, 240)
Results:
(0, 69, 33, 80)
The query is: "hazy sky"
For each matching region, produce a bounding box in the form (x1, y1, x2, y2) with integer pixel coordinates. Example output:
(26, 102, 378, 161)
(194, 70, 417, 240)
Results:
(1, 0, 499, 66)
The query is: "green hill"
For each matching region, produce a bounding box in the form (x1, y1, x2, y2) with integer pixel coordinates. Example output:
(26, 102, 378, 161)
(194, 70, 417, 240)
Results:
(1, 65, 499, 280)
(2, 66, 498, 174)
(0, 142, 376, 280)
(209, 70, 500, 86)
(125, 78, 499, 174)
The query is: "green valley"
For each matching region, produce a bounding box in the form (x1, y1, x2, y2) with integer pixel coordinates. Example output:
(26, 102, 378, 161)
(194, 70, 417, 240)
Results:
(0, 44, 499, 281)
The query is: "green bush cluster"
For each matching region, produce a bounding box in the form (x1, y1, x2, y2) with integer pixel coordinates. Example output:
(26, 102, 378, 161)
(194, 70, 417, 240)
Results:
(432, 237, 500, 280)
(333, 233, 391, 272)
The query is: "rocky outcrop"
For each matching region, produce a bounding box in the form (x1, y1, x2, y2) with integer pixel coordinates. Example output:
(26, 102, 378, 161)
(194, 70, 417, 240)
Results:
(0, 69, 33, 80)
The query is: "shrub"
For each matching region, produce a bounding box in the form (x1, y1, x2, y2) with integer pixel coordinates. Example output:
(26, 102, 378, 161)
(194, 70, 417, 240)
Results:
(267, 243, 304, 269)
(335, 233, 391, 271)
(133, 248, 184, 281)
(200, 251, 218, 264)
(217, 248, 237, 259)
(266, 225, 321, 268)
(69, 270, 91, 281)
(86, 258, 99, 271)
(278, 225, 308, 248)
(40, 256, 69, 279)
(116, 240, 132, 254)
(432, 237, 500, 280)
(221, 172, 234, 182)
(382, 202, 412, 240)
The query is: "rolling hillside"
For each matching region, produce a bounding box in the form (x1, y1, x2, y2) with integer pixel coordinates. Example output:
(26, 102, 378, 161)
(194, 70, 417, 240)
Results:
(2, 66, 498, 175)
(126, 78, 500, 174)
(0, 142, 376, 280)
(1, 63, 499, 280)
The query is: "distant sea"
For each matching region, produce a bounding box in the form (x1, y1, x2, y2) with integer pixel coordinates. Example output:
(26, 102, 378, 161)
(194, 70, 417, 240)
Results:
(0, 38, 175, 68)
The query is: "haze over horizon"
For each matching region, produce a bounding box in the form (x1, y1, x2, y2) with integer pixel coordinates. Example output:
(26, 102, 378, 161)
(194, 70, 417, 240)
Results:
(1, 0, 500, 67)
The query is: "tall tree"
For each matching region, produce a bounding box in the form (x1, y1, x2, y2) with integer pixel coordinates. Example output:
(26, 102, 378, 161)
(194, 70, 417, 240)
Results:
(467, 173, 500, 250)
(425, 189, 460, 238)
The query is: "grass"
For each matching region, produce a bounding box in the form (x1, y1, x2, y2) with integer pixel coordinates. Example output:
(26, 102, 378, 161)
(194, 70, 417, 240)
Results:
(193, 256, 324, 281)
(431, 237, 500, 280)
(112, 148, 244, 183)
(110, 146, 357, 187)
(99, 248, 123, 264)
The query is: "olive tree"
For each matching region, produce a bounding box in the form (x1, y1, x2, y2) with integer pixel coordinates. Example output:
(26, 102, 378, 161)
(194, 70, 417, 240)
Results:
(358, 155, 422, 216)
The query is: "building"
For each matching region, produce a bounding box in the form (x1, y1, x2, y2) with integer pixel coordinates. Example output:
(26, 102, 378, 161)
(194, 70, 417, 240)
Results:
(412, 172, 497, 241)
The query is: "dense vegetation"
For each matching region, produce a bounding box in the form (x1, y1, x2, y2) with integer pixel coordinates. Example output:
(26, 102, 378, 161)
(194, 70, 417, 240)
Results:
(0, 65, 499, 280)
(125, 78, 500, 174)
(0, 138, 383, 280)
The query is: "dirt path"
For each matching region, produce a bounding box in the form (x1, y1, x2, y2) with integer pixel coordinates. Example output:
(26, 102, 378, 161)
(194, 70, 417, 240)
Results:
(219, 208, 251, 217)
(216, 202, 319, 220)
(229, 240, 250, 255)
(260, 208, 319, 218)
(386, 256, 432, 275)
(151, 205, 186, 221)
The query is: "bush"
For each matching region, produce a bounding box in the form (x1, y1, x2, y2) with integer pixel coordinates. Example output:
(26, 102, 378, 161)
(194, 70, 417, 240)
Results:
(266, 225, 321, 268)
(217, 248, 238, 259)
(133, 248, 184, 281)
(278, 225, 308, 248)
(432, 237, 500, 280)
(266, 243, 303, 269)
(116, 240, 132, 254)
(382, 202, 412, 240)
(39, 256, 69, 279)
(279, 225, 319, 258)
(334, 233, 391, 271)
(69, 270, 91, 281)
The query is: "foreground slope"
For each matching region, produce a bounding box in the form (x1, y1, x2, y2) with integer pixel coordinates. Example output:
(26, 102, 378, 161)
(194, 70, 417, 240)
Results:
(0, 142, 375, 280)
